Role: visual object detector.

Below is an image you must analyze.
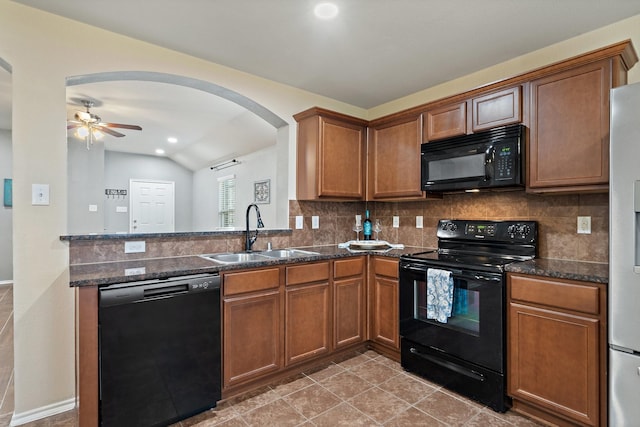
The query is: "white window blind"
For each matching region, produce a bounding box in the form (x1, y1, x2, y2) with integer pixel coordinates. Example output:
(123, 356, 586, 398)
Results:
(218, 175, 236, 227)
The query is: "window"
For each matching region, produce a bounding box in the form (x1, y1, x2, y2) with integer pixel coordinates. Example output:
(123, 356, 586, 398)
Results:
(218, 175, 236, 227)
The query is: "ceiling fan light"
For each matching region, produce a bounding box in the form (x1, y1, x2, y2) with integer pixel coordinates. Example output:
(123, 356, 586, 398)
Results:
(92, 129, 104, 140)
(75, 126, 89, 138)
(314, 2, 338, 19)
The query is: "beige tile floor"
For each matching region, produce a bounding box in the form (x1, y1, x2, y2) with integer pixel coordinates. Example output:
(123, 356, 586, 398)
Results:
(0, 285, 542, 426)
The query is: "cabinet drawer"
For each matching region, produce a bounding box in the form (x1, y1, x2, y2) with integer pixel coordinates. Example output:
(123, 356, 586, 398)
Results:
(333, 257, 364, 279)
(223, 268, 280, 296)
(286, 262, 329, 286)
(374, 257, 399, 279)
(509, 274, 600, 315)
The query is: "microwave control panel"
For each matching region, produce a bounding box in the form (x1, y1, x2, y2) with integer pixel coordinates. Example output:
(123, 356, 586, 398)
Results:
(495, 142, 516, 180)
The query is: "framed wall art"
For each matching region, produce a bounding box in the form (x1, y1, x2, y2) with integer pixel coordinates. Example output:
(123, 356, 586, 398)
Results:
(254, 179, 270, 204)
(3, 179, 11, 207)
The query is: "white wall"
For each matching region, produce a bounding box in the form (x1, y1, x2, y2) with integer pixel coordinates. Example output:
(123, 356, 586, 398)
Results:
(67, 138, 105, 235)
(104, 151, 193, 233)
(1, 1, 640, 423)
(0, 129, 12, 281)
(192, 144, 278, 231)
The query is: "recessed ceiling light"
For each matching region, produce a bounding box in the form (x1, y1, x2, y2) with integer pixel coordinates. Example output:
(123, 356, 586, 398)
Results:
(155, 149, 165, 155)
(167, 137, 178, 143)
(314, 2, 338, 19)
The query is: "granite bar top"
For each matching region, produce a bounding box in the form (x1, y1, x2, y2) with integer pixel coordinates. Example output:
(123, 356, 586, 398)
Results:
(506, 258, 608, 284)
(69, 245, 430, 287)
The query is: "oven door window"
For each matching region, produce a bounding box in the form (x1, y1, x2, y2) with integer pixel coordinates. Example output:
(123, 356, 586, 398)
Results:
(415, 277, 480, 336)
(427, 153, 486, 182)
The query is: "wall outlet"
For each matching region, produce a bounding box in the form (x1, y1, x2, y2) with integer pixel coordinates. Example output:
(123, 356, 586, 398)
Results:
(393, 216, 400, 228)
(88, 204, 98, 212)
(577, 216, 591, 234)
(312, 216, 319, 229)
(116, 206, 128, 213)
(124, 241, 146, 253)
(355, 215, 362, 226)
(295, 215, 304, 229)
(416, 216, 423, 229)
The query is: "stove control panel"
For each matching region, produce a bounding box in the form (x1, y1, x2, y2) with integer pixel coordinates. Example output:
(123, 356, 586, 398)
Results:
(438, 219, 537, 243)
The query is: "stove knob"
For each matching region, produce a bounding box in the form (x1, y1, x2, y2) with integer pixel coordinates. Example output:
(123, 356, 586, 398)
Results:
(445, 222, 457, 232)
(518, 224, 531, 238)
(507, 225, 517, 237)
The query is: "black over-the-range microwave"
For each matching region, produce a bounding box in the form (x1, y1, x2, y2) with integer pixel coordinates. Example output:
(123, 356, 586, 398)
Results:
(421, 124, 525, 193)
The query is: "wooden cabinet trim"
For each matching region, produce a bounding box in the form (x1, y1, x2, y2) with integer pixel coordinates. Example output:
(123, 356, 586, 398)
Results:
(223, 267, 280, 296)
(333, 257, 365, 279)
(509, 274, 600, 315)
(368, 40, 636, 127)
(286, 261, 330, 286)
(77, 286, 99, 427)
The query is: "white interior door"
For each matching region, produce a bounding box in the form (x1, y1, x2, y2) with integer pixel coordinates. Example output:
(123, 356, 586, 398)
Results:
(130, 179, 175, 233)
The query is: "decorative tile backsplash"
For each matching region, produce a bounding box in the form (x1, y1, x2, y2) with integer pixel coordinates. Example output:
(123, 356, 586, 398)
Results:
(289, 191, 609, 263)
(67, 191, 609, 264)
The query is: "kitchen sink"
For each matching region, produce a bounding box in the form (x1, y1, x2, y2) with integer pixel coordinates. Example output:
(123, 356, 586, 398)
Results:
(200, 249, 320, 264)
(200, 252, 271, 264)
(260, 249, 319, 258)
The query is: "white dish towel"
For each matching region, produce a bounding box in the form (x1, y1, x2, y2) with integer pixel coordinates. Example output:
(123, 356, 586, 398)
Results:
(426, 268, 454, 323)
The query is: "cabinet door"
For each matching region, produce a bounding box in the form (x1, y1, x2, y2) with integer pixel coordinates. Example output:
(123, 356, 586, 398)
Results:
(318, 116, 366, 198)
(508, 302, 600, 426)
(223, 290, 282, 388)
(471, 86, 522, 132)
(295, 108, 367, 201)
(367, 115, 424, 200)
(334, 276, 365, 349)
(528, 60, 611, 191)
(371, 275, 399, 350)
(285, 282, 331, 366)
(425, 101, 466, 141)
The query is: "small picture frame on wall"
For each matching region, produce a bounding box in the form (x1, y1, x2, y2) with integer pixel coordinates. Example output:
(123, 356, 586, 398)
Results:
(254, 179, 270, 204)
(3, 179, 11, 207)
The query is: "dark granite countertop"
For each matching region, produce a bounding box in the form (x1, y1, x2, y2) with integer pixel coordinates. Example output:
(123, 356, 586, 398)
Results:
(69, 245, 432, 287)
(506, 258, 608, 284)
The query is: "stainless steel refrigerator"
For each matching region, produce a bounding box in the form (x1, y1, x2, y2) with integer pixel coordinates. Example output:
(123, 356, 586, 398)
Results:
(610, 81, 640, 426)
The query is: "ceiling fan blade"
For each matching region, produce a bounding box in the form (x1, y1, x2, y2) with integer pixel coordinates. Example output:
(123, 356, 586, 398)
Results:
(102, 122, 142, 131)
(96, 126, 126, 138)
(67, 123, 82, 130)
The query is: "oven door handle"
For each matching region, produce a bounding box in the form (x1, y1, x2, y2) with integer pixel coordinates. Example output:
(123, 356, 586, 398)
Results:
(402, 266, 501, 283)
(409, 347, 485, 382)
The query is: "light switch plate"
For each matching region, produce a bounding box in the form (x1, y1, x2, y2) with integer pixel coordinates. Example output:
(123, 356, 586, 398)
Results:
(88, 204, 98, 212)
(116, 206, 128, 213)
(31, 183, 50, 205)
(393, 216, 400, 228)
(416, 216, 423, 229)
(312, 216, 319, 229)
(295, 215, 304, 229)
(577, 216, 591, 234)
(124, 241, 146, 253)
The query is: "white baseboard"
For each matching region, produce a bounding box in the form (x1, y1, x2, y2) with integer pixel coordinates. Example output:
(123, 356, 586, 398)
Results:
(10, 398, 76, 426)
(0, 281, 12, 287)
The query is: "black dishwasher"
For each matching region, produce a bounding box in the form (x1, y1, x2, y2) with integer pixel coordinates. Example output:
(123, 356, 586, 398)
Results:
(98, 274, 221, 427)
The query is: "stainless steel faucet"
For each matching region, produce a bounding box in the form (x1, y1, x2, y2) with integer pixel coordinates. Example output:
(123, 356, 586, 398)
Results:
(245, 203, 264, 251)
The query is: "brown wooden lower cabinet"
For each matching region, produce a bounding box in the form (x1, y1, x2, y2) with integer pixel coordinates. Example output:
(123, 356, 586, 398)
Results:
(284, 262, 331, 366)
(507, 273, 607, 427)
(369, 257, 400, 354)
(334, 257, 366, 349)
(222, 268, 283, 389)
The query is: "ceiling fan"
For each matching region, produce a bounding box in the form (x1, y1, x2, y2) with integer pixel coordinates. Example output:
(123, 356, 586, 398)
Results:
(67, 100, 142, 149)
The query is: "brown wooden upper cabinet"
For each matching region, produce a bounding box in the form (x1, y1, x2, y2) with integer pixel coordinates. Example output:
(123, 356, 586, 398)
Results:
(528, 59, 621, 193)
(294, 107, 368, 200)
(367, 114, 424, 200)
(424, 86, 522, 141)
